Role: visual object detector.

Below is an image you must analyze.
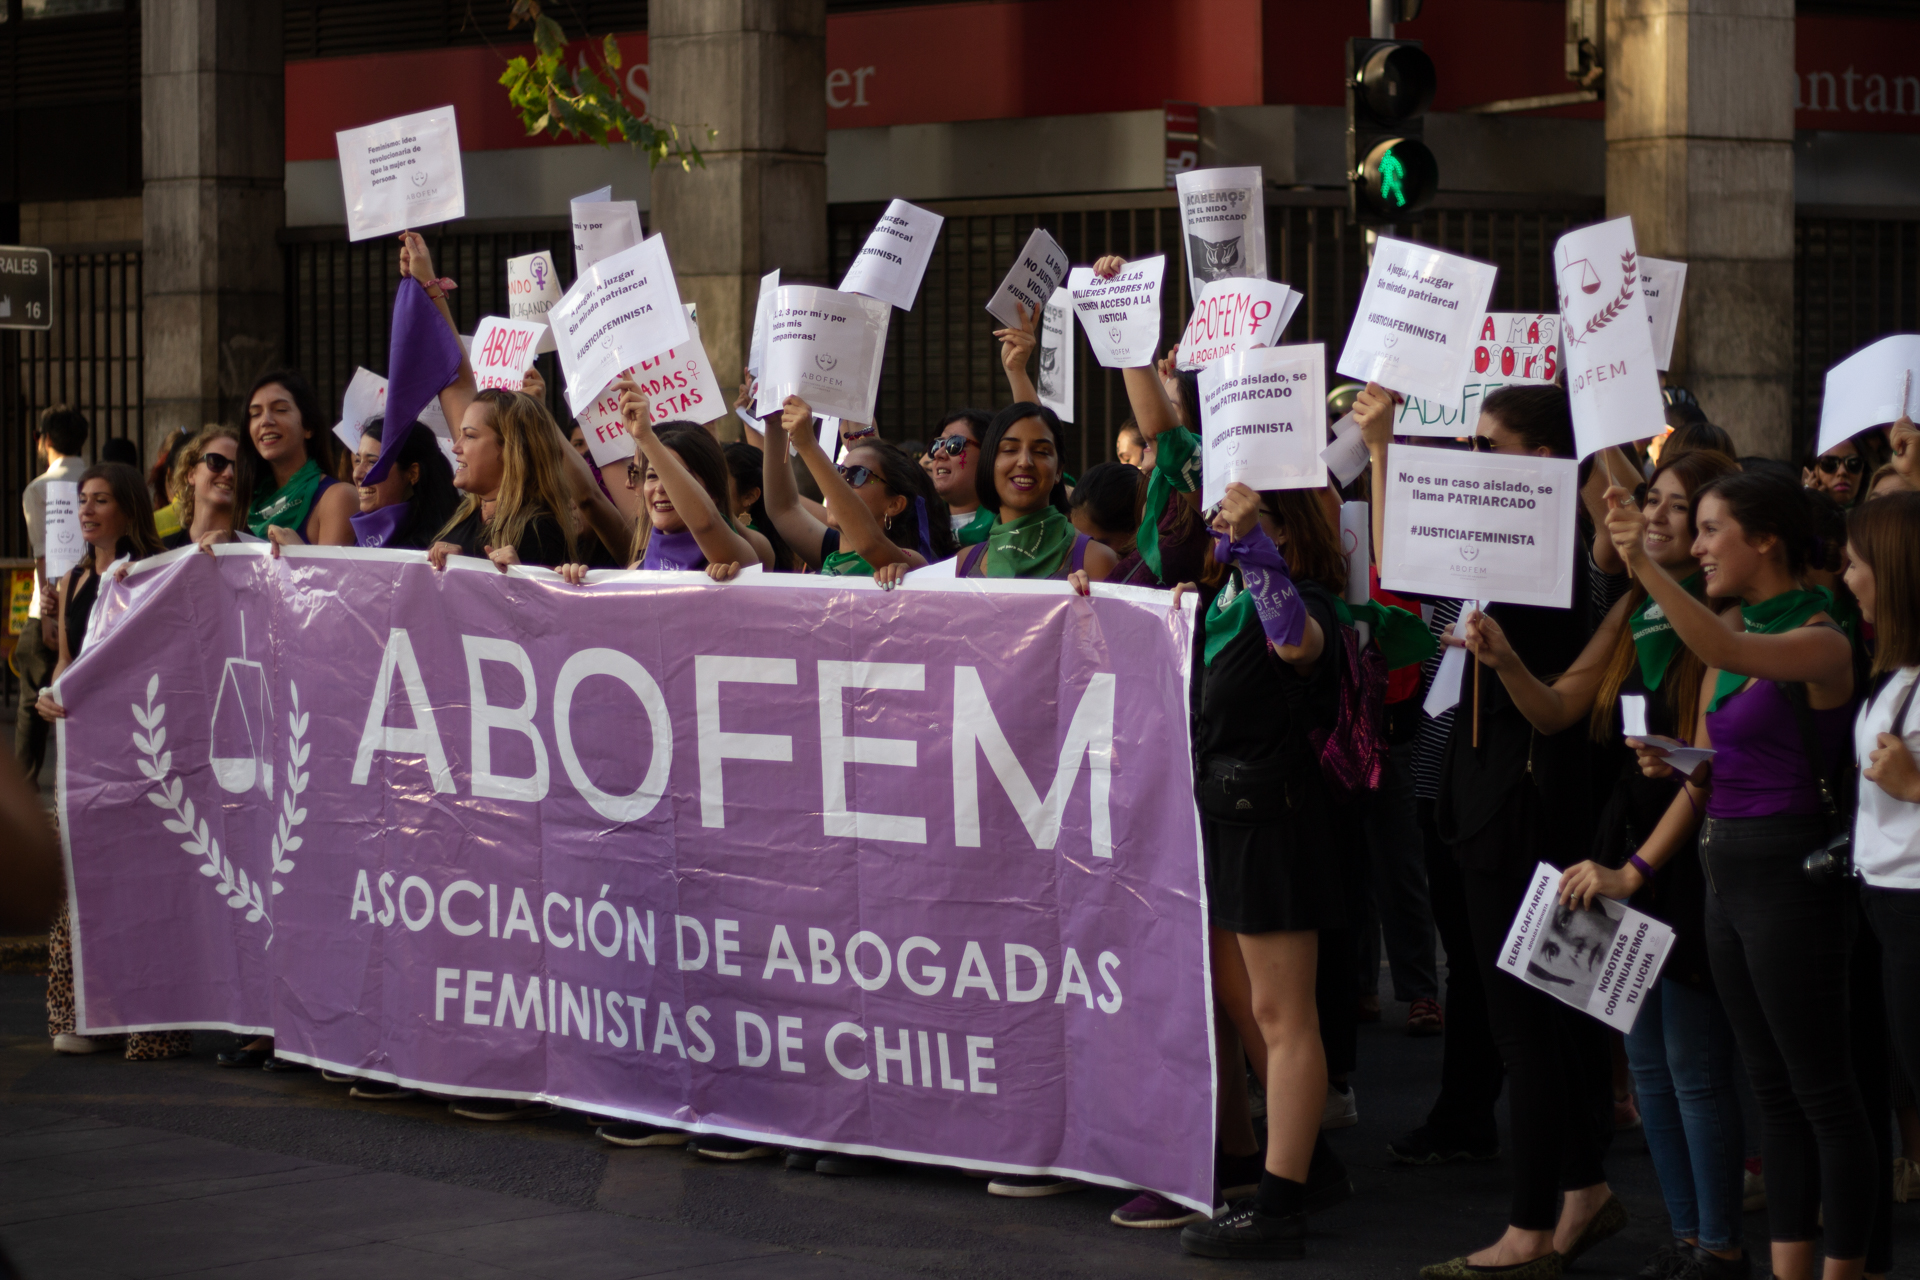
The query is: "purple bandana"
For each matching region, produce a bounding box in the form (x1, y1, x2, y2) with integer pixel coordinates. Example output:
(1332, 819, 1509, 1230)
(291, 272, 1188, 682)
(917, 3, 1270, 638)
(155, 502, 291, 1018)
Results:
(350, 501, 410, 549)
(1211, 524, 1306, 650)
(366, 280, 462, 486)
(639, 527, 704, 572)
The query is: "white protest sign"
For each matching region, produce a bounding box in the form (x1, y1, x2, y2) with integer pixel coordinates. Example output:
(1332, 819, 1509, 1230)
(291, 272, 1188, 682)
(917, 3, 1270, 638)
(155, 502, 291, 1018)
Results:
(1321, 412, 1369, 487)
(1381, 442, 1578, 609)
(1197, 344, 1328, 509)
(1067, 256, 1165, 369)
(1397, 313, 1561, 438)
(1177, 277, 1301, 371)
(332, 366, 449, 455)
(43, 480, 82, 581)
(1639, 256, 1687, 372)
(838, 199, 943, 311)
(1422, 604, 1481, 719)
(1497, 863, 1674, 1034)
(985, 228, 1070, 329)
(756, 285, 891, 423)
(748, 269, 780, 379)
(1337, 237, 1498, 407)
(1175, 167, 1268, 298)
(469, 316, 546, 392)
(1036, 287, 1075, 422)
(507, 251, 563, 354)
(574, 317, 731, 468)
(571, 190, 642, 277)
(549, 235, 689, 417)
(335, 106, 465, 242)
(1555, 216, 1668, 458)
(1816, 334, 1920, 458)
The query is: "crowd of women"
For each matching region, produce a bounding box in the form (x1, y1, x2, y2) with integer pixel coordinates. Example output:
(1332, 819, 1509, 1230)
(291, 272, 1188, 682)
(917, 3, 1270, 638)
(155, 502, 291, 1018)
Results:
(16, 238, 1920, 1273)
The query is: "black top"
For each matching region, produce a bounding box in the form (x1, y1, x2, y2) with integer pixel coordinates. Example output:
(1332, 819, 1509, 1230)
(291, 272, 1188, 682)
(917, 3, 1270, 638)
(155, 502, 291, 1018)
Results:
(439, 505, 572, 568)
(63, 561, 102, 659)
(1193, 579, 1342, 768)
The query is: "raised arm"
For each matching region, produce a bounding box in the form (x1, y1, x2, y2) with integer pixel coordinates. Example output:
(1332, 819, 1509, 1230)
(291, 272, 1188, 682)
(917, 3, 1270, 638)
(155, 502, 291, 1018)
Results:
(1585, 447, 1641, 576)
(1354, 381, 1396, 575)
(1458, 594, 1630, 736)
(758, 405, 830, 566)
(995, 301, 1039, 405)
(523, 365, 632, 555)
(623, 380, 757, 568)
(788, 397, 918, 572)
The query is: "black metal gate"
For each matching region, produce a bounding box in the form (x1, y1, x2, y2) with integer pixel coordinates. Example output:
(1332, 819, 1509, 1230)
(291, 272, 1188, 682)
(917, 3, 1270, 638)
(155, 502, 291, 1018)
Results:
(1795, 208, 1920, 460)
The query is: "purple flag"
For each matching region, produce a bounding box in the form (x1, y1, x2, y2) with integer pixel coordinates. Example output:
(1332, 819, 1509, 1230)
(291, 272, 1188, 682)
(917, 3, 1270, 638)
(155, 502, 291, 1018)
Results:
(367, 278, 463, 484)
(59, 549, 1215, 1212)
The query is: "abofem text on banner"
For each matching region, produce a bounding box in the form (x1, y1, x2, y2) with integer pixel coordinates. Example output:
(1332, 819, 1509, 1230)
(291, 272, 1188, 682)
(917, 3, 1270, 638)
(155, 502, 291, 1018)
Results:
(55, 549, 1216, 1211)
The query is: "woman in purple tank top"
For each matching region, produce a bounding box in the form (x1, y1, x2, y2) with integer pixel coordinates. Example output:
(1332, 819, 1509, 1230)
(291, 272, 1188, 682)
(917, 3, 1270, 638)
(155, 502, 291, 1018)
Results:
(1562, 470, 1875, 1280)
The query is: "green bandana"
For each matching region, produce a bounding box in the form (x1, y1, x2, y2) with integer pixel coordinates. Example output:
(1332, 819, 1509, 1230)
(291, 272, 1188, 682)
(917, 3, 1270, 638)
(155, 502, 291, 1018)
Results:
(1138, 427, 1201, 579)
(1629, 572, 1701, 691)
(1706, 586, 1833, 712)
(982, 507, 1077, 579)
(1203, 573, 1257, 666)
(1335, 599, 1437, 671)
(955, 507, 994, 546)
(248, 459, 324, 538)
(820, 549, 874, 577)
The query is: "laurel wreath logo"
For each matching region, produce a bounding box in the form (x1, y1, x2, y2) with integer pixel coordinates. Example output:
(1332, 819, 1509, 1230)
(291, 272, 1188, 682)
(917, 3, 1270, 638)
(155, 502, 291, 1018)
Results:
(132, 674, 307, 945)
(1564, 251, 1638, 348)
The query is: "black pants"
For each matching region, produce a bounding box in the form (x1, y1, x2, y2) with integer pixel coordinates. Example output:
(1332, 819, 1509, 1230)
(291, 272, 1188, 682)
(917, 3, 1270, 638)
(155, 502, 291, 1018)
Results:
(1462, 861, 1611, 1230)
(1419, 799, 1504, 1146)
(1861, 886, 1920, 1270)
(1699, 815, 1876, 1259)
(1316, 804, 1368, 1081)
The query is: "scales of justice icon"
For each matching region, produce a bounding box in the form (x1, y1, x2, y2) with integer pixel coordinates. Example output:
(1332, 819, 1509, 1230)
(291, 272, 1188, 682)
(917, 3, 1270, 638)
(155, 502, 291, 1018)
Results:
(210, 615, 274, 798)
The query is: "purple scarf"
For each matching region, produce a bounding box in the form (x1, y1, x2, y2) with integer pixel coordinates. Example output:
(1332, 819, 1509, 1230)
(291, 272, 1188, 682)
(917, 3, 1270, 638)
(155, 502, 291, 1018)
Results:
(640, 527, 705, 572)
(351, 501, 411, 549)
(1211, 524, 1306, 650)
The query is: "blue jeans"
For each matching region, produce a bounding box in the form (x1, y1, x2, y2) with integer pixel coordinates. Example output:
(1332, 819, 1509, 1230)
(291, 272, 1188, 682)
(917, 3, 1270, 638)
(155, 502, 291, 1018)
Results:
(1624, 975, 1745, 1250)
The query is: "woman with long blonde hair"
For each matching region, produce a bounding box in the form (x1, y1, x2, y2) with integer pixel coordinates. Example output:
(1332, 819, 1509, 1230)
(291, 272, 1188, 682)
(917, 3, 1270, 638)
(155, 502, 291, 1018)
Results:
(427, 388, 578, 570)
(166, 424, 252, 548)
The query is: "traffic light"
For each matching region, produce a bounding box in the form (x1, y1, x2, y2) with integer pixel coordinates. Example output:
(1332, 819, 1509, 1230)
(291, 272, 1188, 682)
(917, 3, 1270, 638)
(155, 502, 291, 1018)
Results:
(1346, 37, 1438, 225)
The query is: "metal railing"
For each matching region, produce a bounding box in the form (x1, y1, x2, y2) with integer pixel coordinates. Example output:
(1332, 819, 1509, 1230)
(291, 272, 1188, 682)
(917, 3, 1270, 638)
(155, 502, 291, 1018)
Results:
(1795, 209, 1920, 460)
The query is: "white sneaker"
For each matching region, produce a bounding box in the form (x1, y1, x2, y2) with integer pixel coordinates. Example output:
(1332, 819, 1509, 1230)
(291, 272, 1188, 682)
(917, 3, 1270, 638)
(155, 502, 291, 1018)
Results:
(1320, 1084, 1358, 1131)
(52, 1033, 103, 1054)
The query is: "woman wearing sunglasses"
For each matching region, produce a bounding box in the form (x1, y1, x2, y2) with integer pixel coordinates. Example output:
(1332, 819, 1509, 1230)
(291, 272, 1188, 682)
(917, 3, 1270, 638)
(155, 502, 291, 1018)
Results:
(1806, 437, 1866, 509)
(760, 395, 952, 581)
(164, 425, 252, 549)
(924, 410, 994, 545)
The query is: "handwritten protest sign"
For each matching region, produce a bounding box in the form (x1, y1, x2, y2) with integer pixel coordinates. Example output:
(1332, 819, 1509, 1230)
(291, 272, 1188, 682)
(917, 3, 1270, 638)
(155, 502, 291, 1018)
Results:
(1816, 334, 1920, 457)
(757, 285, 891, 423)
(986, 228, 1070, 330)
(1381, 443, 1578, 609)
(576, 316, 731, 468)
(336, 106, 465, 242)
(1337, 238, 1497, 407)
(1554, 217, 1667, 458)
(1497, 864, 1674, 1033)
(1397, 313, 1560, 438)
(571, 188, 642, 277)
(550, 235, 689, 417)
(1639, 256, 1686, 371)
(1067, 256, 1165, 369)
(43, 480, 81, 581)
(1176, 278, 1300, 371)
(839, 199, 943, 311)
(468, 316, 546, 392)
(507, 251, 562, 354)
(1175, 167, 1267, 298)
(1036, 287, 1075, 422)
(1198, 344, 1327, 508)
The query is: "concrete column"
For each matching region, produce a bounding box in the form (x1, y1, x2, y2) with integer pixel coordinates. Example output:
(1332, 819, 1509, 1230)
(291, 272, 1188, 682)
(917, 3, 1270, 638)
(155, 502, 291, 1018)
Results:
(648, 0, 827, 416)
(1606, 0, 1795, 457)
(141, 0, 285, 453)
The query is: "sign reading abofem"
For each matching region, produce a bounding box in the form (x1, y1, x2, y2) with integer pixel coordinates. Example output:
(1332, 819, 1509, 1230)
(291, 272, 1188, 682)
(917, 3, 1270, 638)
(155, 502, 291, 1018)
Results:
(1175, 167, 1268, 298)
(1396, 313, 1560, 437)
(336, 106, 465, 242)
(839, 199, 943, 311)
(1380, 443, 1579, 609)
(468, 317, 548, 392)
(758, 286, 891, 423)
(550, 235, 690, 417)
(1177, 278, 1301, 371)
(1066, 256, 1165, 368)
(1554, 216, 1667, 458)
(1036, 288, 1075, 423)
(1198, 344, 1328, 509)
(1337, 238, 1497, 407)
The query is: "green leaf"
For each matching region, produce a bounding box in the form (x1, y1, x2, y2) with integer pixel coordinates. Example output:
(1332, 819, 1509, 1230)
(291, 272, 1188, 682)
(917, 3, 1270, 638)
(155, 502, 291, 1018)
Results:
(602, 33, 621, 71)
(532, 13, 567, 59)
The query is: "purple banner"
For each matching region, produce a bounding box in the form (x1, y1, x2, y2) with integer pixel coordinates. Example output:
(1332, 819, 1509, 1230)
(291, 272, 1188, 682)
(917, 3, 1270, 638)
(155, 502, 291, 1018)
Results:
(58, 547, 1214, 1210)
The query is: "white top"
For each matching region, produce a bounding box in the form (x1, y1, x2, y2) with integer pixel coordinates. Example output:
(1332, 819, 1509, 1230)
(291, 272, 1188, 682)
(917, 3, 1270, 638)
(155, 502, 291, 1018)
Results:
(1854, 665, 1920, 888)
(22, 453, 83, 558)
(949, 508, 978, 535)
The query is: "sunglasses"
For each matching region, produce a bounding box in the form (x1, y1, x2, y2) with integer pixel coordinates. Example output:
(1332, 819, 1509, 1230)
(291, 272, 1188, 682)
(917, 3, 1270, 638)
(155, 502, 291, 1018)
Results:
(1470, 435, 1500, 452)
(200, 452, 235, 475)
(1817, 454, 1864, 475)
(927, 434, 974, 459)
(838, 464, 876, 489)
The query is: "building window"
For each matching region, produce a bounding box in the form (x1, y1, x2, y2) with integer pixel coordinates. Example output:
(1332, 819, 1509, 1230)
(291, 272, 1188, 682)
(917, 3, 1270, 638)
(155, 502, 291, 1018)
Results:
(24, 0, 123, 16)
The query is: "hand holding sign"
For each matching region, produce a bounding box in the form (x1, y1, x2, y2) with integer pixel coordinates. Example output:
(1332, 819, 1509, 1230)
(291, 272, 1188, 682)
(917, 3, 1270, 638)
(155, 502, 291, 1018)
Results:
(1067, 255, 1165, 369)
(549, 234, 689, 417)
(1381, 443, 1579, 609)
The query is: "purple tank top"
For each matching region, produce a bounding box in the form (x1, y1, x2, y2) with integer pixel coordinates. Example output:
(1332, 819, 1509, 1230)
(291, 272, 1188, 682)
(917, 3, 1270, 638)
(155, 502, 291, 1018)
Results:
(1704, 678, 1852, 819)
(959, 534, 1091, 580)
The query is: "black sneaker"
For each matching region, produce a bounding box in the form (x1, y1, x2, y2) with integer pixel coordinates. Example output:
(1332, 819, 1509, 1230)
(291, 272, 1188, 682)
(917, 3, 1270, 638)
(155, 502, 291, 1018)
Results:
(815, 1154, 882, 1176)
(1181, 1202, 1306, 1260)
(783, 1150, 819, 1171)
(1672, 1247, 1750, 1280)
(1388, 1125, 1499, 1165)
(597, 1122, 688, 1147)
(449, 1099, 556, 1121)
(690, 1135, 776, 1160)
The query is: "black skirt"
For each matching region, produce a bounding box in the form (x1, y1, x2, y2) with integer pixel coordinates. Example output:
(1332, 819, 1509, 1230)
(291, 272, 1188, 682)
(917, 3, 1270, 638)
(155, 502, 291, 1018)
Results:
(1203, 790, 1345, 935)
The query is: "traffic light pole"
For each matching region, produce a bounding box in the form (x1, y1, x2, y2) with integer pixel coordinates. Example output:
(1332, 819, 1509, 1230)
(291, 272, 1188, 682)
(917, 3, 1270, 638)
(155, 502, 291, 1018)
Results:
(1369, 0, 1394, 38)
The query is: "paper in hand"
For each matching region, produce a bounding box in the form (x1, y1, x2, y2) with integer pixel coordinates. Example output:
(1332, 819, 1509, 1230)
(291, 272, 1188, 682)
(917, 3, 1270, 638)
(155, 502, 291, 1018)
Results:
(1035, 287, 1075, 422)
(1496, 863, 1674, 1033)
(1198, 344, 1328, 508)
(335, 106, 465, 242)
(1638, 257, 1687, 372)
(1175, 167, 1268, 298)
(1422, 604, 1482, 720)
(549, 235, 690, 417)
(1619, 694, 1649, 740)
(1320, 412, 1369, 487)
(1553, 216, 1668, 458)
(1816, 334, 1920, 458)
(985, 228, 1070, 330)
(757, 285, 891, 423)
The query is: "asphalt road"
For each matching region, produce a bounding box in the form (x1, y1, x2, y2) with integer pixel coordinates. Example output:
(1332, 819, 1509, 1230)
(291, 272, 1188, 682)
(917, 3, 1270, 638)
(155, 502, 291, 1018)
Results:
(9, 967, 1909, 1280)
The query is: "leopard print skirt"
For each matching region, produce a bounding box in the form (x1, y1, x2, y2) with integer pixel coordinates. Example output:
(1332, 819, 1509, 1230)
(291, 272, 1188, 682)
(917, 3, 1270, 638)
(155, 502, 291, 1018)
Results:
(46, 905, 192, 1060)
